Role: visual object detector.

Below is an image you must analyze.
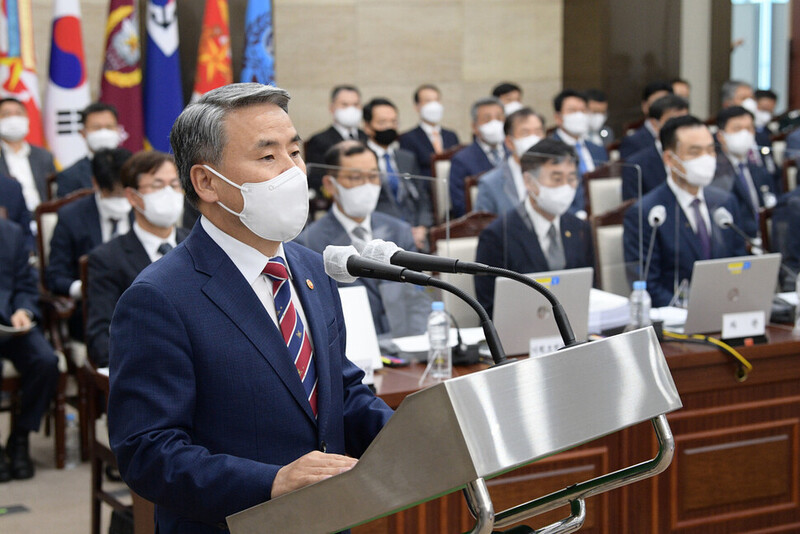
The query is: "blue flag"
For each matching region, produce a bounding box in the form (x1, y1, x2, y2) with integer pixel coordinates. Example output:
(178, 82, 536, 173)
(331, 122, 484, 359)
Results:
(144, 0, 183, 152)
(241, 0, 274, 84)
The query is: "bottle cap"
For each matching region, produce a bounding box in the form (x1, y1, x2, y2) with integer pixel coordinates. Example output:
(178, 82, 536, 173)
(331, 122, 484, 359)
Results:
(432, 301, 445, 311)
(66, 413, 75, 422)
(633, 280, 647, 291)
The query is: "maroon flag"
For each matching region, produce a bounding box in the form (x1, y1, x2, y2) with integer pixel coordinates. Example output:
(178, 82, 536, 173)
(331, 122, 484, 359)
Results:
(99, 0, 143, 151)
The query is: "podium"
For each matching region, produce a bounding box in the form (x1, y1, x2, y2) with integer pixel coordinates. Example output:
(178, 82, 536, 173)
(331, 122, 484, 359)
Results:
(227, 328, 682, 534)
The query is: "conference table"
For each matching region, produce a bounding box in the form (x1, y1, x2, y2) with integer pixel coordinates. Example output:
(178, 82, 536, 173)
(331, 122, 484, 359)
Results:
(353, 324, 800, 534)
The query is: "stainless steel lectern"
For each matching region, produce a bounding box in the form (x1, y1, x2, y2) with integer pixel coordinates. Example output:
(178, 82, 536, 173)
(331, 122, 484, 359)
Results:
(227, 327, 682, 534)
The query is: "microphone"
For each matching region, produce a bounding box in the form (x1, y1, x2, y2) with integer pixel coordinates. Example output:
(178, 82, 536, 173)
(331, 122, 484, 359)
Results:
(712, 207, 763, 255)
(323, 245, 508, 365)
(361, 240, 579, 347)
(643, 205, 666, 281)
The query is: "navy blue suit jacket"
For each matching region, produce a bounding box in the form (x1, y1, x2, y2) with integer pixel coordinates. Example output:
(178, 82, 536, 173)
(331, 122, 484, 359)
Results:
(0, 218, 39, 325)
(449, 141, 499, 217)
(399, 125, 460, 177)
(622, 144, 666, 201)
(710, 152, 776, 238)
(786, 127, 800, 157)
(108, 223, 393, 533)
(55, 156, 92, 197)
(475, 204, 594, 318)
(0, 174, 33, 251)
(551, 131, 609, 215)
(773, 188, 800, 289)
(619, 124, 656, 160)
(623, 183, 747, 307)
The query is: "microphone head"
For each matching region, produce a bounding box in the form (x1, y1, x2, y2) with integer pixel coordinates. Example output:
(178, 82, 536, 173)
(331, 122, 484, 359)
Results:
(323, 245, 360, 283)
(712, 207, 733, 229)
(648, 205, 667, 228)
(361, 239, 402, 264)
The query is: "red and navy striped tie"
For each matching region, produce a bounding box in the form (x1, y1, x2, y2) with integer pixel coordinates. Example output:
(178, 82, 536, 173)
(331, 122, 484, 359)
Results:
(263, 257, 318, 416)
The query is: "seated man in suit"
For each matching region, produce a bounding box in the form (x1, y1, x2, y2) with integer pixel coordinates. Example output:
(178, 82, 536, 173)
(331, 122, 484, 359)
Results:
(623, 116, 747, 308)
(304, 85, 367, 196)
(619, 81, 673, 159)
(449, 97, 506, 218)
(711, 106, 778, 238)
(475, 138, 595, 318)
(475, 107, 545, 215)
(56, 102, 122, 198)
(399, 84, 460, 177)
(108, 83, 393, 534)
(0, 98, 56, 212)
(770, 187, 800, 290)
(364, 97, 432, 250)
(86, 151, 189, 368)
(297, 140, 429, 337)
(0, 174, 33, 251)
(550, 89, 609, 217)
(671, 78, 691, 101)
(721, 79, 755, 110)
(622, 94, 689, 200)
(45, 148, 133, 339)
(586, 88, 614, 146)
(0, 218, 59, 481)
(492, 81, 524, 116)
(754, 89, 777, 146)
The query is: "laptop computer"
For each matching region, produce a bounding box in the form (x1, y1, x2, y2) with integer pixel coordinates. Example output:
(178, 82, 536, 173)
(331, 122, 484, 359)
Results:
(681, 253, 781, 335)
(493, 267, 593, 356)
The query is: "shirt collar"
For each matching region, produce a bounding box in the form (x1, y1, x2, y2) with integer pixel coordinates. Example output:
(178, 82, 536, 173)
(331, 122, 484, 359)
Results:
(524, 196, 560, 242)
(132, 221, 176, 258)
(666, 174, 705, 212)
(644, 119, 658, 139)
(556, 128, 581, 146)
(367, 139, 395, 158)
(331, 202, 372, 236)
(332, 122, 357, 141)
(420, 121, 441, 135)
(725, 151, 746, 167)
(200, 216, 291, 285)
(1, 140, 30, 157)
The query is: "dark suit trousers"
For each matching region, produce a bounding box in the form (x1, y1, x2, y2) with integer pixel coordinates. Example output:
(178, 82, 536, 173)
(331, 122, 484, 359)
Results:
(0, 327, 59, 432)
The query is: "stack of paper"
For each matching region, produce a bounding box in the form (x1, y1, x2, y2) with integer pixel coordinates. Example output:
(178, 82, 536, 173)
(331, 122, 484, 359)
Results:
(588, 289, 630, 334)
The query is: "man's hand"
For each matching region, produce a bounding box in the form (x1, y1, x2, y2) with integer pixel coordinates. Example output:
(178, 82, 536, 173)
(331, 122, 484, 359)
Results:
(10, 309, 32, 330)
(412, 226, 428, 251)
(271, 451, 357, 499)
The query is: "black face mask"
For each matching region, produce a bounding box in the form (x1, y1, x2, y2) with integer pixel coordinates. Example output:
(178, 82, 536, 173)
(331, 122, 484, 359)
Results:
(373, 128, 398, 146)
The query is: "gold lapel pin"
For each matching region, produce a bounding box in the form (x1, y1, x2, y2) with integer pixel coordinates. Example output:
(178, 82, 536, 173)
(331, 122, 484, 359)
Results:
(306, 279, 314, 290)
(565, 230, 572, 238)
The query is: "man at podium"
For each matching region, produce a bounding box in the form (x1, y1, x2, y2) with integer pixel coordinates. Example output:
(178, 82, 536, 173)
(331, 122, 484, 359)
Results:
(107, 84, 393, 534)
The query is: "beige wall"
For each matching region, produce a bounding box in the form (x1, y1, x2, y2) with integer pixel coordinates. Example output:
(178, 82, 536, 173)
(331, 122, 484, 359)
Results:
(29, 0, 563, 143)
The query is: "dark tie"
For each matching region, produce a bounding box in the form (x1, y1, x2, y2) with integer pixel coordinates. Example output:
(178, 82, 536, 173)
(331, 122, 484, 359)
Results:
(383, 153, 399, 199)
(488, 148, 501, 166)
(737, 162, 758, 216)
(546, 224, 566, 270)
(690, 198, 711, 259)
(263, 257, 318, 416)
(109, 218, 119, 238)
(157, 242, 173, 256)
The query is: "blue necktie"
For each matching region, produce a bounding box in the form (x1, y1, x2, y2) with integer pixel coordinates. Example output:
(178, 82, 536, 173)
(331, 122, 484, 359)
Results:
(576, 142, 588, 176)
(691, 198, 711, 260)
(383, 153, 399, 199)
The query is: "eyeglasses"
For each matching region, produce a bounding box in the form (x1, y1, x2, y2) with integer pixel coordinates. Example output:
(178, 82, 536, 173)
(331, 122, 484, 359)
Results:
(334, 171, 382, 186)
(139, 178, 183, 193)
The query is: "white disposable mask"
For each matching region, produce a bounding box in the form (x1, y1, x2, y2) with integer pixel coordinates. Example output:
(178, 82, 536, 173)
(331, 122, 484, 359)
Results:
(204, 164, 309, 242)
(333, 179, 381, 220)
(562, 111, 589, 137)
(0, 116, 29, 142)
(97, 194, 132, 219)
(512, 134, 542, 158)
(504, 101, 524, 116)
(135, 187, 184, 228)
(419, 101, 444, 125)
(588, 112, 606, 132)
(334, 106, 362, 129)
(671, 153, 716, 187)
(754, 110, 772, 129)
(478, 119, 505, 146)
(529, 178, 576, 216)
(724, 129, 755, 157)
(86, 128, 121, 152)
(741, 97, 758, 115)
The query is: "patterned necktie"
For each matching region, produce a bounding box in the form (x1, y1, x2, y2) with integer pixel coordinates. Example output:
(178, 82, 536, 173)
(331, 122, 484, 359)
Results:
(383, 153, 399, 199)
(351, 226, 369, 252)
(737, 162, 758, 216)
(690, 198, 711, 260)
(263, 257, 318, 416)
(430, 129, 443, 154)
(546, 224, 566, 270)
(157, 242, 173, 256)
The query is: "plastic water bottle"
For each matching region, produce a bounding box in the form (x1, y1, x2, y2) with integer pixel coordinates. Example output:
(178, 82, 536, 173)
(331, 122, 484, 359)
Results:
(629, 280, 652, 329)
(427, 301, 452, 381)
(65, 412, 80, 469)
(794, 275, 800, 334)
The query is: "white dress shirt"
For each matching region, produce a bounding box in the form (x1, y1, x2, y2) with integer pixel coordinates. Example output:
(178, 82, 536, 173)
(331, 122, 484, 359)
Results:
(1, 141, 39, 211)
(477, 138, 503, 166)
(200, 216, 312, 343)
(333, 122, 359, 141)
(556, 128, 596, 173)
(524, 196, 561, 253)
(95, 193, 131, 243)
(420, 121, 442, 148)
(332, 202, 372, 244)
(666, 174, 711, 234)
(132, 222, 177, 263)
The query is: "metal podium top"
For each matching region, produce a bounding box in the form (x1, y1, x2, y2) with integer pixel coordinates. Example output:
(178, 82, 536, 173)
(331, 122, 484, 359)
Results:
(227, 327, 682, 534)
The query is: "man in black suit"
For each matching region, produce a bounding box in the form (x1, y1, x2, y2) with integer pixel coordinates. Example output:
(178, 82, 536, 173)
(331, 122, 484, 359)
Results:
(399, 84, 460, 177)
(364, 97, 432, 250)
(619, 81, 673, 159)
(0, 98, 56, 212)
(304, 85, 368, 195)
(0, 174, 33, 251)
(492, 82, 524, 116)
(45, 148, 133, 339)
(56, 102, 122, 198)
(0, 218, 59, 481)
(475, 138, 595, 317)
(86, 151, 189, 368)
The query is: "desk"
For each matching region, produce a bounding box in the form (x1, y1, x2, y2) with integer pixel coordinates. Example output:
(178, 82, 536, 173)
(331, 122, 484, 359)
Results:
(354, 325, 800, 533)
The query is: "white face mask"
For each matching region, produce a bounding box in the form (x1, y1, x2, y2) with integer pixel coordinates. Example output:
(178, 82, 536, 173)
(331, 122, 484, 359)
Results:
(754, 109, 772, 129)
(0, 116, 29, 142)
(724, 129, 755, 157)
(97, 194, 132, 219)
(588, 112, 606, 132)
(332, 179, 381, 220)
(334, 106, 362, 129)
(135, 187, 184, 228)
(562, 111, 589, 137)
(529, 177, 576, 216)
(512, 134, 541, 158)
(741, 97, 758, 115)
(204, 164, 309, 242)
(419, 101, 444, 125)
(478, 119, 505, 146)
(504, 101, 524, 116)
(86, 128, 121, 152)
(671, 153, 717, 187)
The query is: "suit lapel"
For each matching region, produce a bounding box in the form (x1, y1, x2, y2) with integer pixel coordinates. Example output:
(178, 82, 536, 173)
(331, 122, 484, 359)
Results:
(0, 152, 9, 177)
(560, 216, 580, 268)
(85, 198, 103, 245)
(501, 163, 519, 207)
(122, 231, 152, 274)
(511, 208, 548, 272)
(670, 192, 704, 260)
